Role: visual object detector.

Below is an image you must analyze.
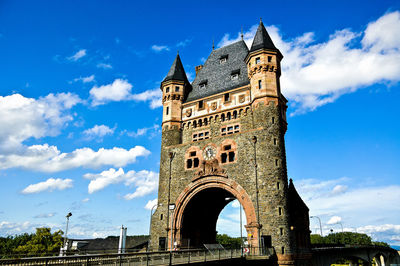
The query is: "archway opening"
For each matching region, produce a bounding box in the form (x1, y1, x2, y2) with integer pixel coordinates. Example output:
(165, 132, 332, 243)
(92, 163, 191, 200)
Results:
(180, 187, 236, 248)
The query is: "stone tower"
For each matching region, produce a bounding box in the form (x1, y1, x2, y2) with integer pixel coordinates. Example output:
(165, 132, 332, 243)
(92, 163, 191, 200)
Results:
(150, 21, 311, 266)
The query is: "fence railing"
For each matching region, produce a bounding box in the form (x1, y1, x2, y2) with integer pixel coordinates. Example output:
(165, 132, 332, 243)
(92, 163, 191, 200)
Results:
(0, 248, 244, 265)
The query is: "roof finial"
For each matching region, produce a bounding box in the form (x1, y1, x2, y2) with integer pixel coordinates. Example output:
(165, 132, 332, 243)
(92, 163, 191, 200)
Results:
(177, 50, 179, 55)
(260, 17, 262, 23)
(241, 26, 244, 40)
(212, 39, 215, 50)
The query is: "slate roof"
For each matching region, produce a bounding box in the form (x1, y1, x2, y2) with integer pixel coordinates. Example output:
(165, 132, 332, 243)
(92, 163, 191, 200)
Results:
(250, 21, 277, 52)
(162, 53, 189, 83)
(185, 40, 250, 103)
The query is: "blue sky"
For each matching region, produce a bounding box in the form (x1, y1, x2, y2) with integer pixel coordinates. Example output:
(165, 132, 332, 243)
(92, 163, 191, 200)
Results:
(0, 0, 399, 245)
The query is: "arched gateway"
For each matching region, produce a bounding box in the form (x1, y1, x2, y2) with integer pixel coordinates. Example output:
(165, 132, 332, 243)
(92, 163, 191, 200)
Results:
(150, 21, 312, 266)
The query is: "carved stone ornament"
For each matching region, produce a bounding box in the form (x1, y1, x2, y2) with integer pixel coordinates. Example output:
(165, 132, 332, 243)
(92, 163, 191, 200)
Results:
(192, 158, 227, 182)
(239, 94, 245, 103)
(185, 109, 192, 117)
(211, 102, 217, 111)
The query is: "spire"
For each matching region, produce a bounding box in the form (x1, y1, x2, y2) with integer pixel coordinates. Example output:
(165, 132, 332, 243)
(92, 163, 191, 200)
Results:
(212, 39, 215, 50)
(241, 26, 244, 40)
(249, 20, 277, 52)
(162, 53, 189, 83)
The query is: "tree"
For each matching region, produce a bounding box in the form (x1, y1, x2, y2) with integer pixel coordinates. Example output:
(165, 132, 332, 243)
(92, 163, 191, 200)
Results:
(310, 232, 389, 247)
(216, 234, 241, 248)
(13, 228, 64, 257)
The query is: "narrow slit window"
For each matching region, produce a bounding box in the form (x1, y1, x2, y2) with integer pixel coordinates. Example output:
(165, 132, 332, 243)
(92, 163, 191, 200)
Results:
(274, 138, 277, 145)
(255, 57, 260, 64)
(281, 247, 285, 254)
(198, 100, 204, 109)
(193, 158, 199, 168)
(279, 207, 282, 216)
(275, 159, 279, 166)
(280, 228, 284, 235)
(272, 117, 275, 124)
(187, 159, 193, 169)
(258, 80, 262, 89)
(160, 214, 163, 220)
(228, 151, 235, 162)
(268, 56, 272, 62)
(221, 153, 227, 163)
(166, 107, 169, 115)
(166, 87, 170, 93)
(277, 182, 280, 190)
(175, 86, 179, 92)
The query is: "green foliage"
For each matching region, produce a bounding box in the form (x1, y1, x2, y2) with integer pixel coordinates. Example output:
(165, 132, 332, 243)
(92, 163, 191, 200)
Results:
(310, 232, 389, 247)
(0, 228, 64, 258)
(216, 234, 242, 249)
(13, 228, 64, 257)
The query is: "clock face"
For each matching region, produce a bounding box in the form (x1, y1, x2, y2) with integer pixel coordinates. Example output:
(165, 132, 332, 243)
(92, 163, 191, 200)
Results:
(203, 145, 217, 161)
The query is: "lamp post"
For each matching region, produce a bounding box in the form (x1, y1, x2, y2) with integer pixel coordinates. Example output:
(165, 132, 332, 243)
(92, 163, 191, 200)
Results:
(337, 222, 344, 233)
(63, 212, 72, 255)
(225, 197, 243, 254)
(148, 203, 161, 251)
(310, 216, 323, 236)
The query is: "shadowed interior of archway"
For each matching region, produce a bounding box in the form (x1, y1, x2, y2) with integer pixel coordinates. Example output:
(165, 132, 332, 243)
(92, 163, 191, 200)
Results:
(179, 187, 236, 248)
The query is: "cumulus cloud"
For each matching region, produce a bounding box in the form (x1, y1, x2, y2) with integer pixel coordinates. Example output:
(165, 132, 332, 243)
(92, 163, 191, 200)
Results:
(67, 49, 87, 61)
(218, 11, 400, 114)
(83, 124, 115, 140)
(0, 93, 82, 152)
(327, 216, 342, 225)
(0, 145, 150, 172)
(73, 75, 95, 83)
(22, 178, 73, 194)
(89, 79, 162, 108)
(145, 198, 158, 210)
(151, 45, 169, 52)
(0, 221, 32, 235)
(82, 198, 90, 203)
(83, 168, 158, 198)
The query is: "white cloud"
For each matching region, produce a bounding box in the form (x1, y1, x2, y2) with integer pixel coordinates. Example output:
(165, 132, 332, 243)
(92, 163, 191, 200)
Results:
(90, 79, 133, 106)
(68, 49, 87, 61)
(0, 93, 82, 152)
(231, 200, 240, 208)
(145, 198, 158, 210)
(82, 198, 90, 203)
(218, 11, 400, 114)
(33, 213, 56, 218)
(331, 184, 348, 195)
(0, 145, 150, 172)
(73, 75, 95, 83)
(327, 216, 342, 225)
(176, 39, 191, 47)
(122, 124, 160, 138)
(22, 178, 73, 194)
(89, 79, 162, 108)
(151, 45, 169, 52)
(96, 63, 112, 69)
(0, 221, 32, 235)
(83, 168, 158, 198)
(83, 124, 115, 140)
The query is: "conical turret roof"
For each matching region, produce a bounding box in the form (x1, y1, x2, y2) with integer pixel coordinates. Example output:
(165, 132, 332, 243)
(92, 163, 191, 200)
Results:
(250, 20, 277, 52)
(162, 53, 189, 83)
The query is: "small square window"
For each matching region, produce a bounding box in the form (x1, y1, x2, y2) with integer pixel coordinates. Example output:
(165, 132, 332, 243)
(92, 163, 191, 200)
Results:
(193, 134, 197, 138)
(268, 56, 272, 62)
(190, 151, 196, 157)
(175, 86, 179, 92)
(227, 126, 233, 131)
(234, 125, 239, 130)
(255, 57, 260, 64)
(224, 93, 230, 102)
(199, 133, 204, 137)
(221, 128, 226, 132)
(205, 132, 209, 136)
(224, 145, 231, 151)
(198, 101, 204, 109)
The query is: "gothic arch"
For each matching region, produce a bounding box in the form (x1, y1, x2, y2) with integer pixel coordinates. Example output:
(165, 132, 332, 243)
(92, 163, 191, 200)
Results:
(171, 176, 259, 249)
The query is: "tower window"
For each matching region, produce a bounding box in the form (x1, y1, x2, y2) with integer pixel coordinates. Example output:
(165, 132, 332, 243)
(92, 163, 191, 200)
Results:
(278, 207, 282, 216)
(258, 80, 262, 89)
(280, 228, 284, 235)
(190, 151, 196, 157)
(221, 124, 240, 136)
(277, 182, 280, 190)
(166, 107, 169, 115)
(255, 57, 260, 64)
(193, 130, 210, 141)
(198, 100, 204, 109)
(175, 86, 179, 92)
(193, 158, 199, 168)
(221, 144, 236, 164)
(224, 93, 230, 102)
(275, 159, 279, 166)
(272, 117, 275, 124)
(268, 56, 272, 62)
(160, 214, 163, 220)
(187, 159, 193, 168)
(274, 138, 277, 145)
(166, 87, 170, 93)
(281, 247, 285, 254)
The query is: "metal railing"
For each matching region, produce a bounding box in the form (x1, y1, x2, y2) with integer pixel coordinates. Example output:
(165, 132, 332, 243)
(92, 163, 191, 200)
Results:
(0, 248, 244, 265)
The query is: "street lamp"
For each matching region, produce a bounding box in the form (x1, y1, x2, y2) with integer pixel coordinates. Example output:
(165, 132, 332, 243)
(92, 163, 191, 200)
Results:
(148, 203, 162, 251)
(310, 216, 323, 236)
(62, 212, 72, 255)
(225, 197, 243, 254)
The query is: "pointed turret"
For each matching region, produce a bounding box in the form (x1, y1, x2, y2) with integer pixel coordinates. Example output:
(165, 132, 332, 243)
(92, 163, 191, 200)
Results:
(249, 20, 277, 53)
(162, 53, 189, 84)
(160, 53, 190, 134)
